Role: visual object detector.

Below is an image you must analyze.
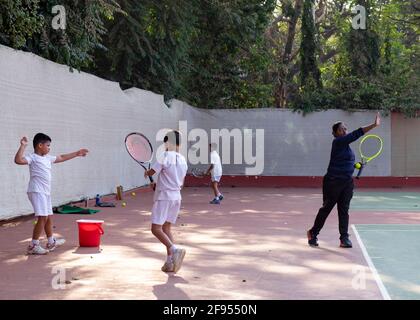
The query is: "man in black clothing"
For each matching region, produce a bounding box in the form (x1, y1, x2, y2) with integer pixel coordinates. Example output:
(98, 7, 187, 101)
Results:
(307, 113, 381, 248)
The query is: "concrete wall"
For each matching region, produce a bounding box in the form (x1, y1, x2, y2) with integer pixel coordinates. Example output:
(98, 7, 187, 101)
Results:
(391, 113, 420, 176)
(0, 45, 179, 219)
(177, 105, 391, 176)
(0, 45, 395, 219)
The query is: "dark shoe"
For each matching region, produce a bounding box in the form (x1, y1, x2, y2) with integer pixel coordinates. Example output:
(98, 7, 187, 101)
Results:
(218, 194, 224, 201)
(340, 238, 352, 248)
(307, 230, 318, 247)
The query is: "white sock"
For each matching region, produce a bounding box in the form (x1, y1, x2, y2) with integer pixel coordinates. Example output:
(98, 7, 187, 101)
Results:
(47, 237, 55, 244)
(170, 245, 177, 254)
(31, 239, 40, 246)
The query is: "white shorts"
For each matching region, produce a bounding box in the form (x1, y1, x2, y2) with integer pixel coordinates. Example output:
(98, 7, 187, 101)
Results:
(27, 192, 53, 216)
(211, 176, 222, 183)
(151, 200, 181, 225)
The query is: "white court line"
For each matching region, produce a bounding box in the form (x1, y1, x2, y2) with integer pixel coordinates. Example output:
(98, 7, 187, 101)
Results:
(351, 224, 391, 300)
(354, 230, 420, 232)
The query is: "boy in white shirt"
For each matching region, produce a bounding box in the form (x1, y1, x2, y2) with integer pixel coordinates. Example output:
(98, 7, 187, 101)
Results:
(206, 143, 223, 204)
(14, 133, 88, 255)
(144, 131, 188, 273)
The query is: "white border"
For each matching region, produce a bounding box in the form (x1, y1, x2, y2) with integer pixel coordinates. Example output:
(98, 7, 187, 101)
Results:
(352, 224, 391, 300)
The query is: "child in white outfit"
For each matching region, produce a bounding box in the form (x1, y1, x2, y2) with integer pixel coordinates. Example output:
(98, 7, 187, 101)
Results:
(14, 133, 88, 255)
(206, 143, 223, 204)
(144, 131, 188, 273)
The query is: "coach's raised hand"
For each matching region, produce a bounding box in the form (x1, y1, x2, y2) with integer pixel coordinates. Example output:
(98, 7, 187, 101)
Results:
(375, 112, 381, 127)
(362, 112, 381, 134)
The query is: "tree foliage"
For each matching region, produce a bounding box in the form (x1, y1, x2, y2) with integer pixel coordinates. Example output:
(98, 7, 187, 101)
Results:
(91, 0, 196, 101)
(0, 0, 121, 70)
(88, 0, 276, 108)
(278, 0, 419, 116)
(300, 0, 322, 90)
(0, 0, 418, 116)
(180, 0, 277, 108)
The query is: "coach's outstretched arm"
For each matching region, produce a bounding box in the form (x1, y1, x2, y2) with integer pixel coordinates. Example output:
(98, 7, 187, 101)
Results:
(362, 112, 381, 134)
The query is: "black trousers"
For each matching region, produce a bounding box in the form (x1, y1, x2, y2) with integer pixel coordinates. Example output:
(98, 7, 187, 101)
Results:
(311, 175, 354, 239)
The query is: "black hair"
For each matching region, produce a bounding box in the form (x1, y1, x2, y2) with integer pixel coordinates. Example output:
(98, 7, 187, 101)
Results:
(332, 122, 343, 134)
(33, 133, 51, 149)
(163, 130, 181, 146)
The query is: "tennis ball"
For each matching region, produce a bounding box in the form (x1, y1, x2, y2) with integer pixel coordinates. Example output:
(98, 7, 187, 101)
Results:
(122, 202, 126, 207)
(131, 192, 136, 197)
(355, 162, 361, 169)
(33, 220, 37, 225)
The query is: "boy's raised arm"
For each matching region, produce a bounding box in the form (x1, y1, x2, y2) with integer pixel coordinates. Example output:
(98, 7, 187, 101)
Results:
(55, 149, 88, 163)
(14, 137, 29, 165)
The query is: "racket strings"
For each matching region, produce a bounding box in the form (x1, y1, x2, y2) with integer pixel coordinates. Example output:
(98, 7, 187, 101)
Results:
(126, 135, 153, 163)
(359, 136, 383, 160)
(191, 168, 205, 177)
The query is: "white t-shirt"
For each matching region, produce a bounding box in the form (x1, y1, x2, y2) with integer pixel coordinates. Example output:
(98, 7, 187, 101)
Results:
(152, 151, 188, 201)
(24, 153, 57, 195)
(210, 150, 222, 177)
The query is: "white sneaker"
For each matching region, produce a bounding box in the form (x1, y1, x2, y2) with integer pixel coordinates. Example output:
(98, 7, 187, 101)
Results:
(27, 244, 49, 255)
(172, 248, 186, 273)
(161, 261, 174, 272)
(46, 238, 66, 251)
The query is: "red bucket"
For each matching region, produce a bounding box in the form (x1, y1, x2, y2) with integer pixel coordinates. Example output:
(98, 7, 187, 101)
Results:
(77, 219, 104, 247)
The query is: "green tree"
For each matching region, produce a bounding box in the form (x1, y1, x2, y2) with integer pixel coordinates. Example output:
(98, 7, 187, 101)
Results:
(300, 0, 322, 90)
(0, 0, 121, 70)
(92, 0, 276, 108)
(345, 0, 380, 78)
(181, 0, 276, 108)
(0, 0, 44, 48)
(1, 1, 418, 115)
(92, 0, 196, 101)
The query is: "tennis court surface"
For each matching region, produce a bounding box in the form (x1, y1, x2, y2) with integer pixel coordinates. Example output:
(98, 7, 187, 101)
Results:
(1, 187, 419, 300)
(353, 224, 420, 300)
(351, 192, 420, 211)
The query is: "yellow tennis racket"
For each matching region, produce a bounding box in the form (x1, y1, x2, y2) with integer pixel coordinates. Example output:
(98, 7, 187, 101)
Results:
(355, 134, 383, 179)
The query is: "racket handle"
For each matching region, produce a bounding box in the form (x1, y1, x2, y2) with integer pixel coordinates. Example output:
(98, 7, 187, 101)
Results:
(148, 176, 156, 191)
(356, 164, 364, 179)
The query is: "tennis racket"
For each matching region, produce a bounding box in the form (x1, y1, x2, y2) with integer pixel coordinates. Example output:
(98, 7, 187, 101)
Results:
(191, 168, 207, 178)
(355, 134, 383, 179)
(125, 132, 155, 190)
